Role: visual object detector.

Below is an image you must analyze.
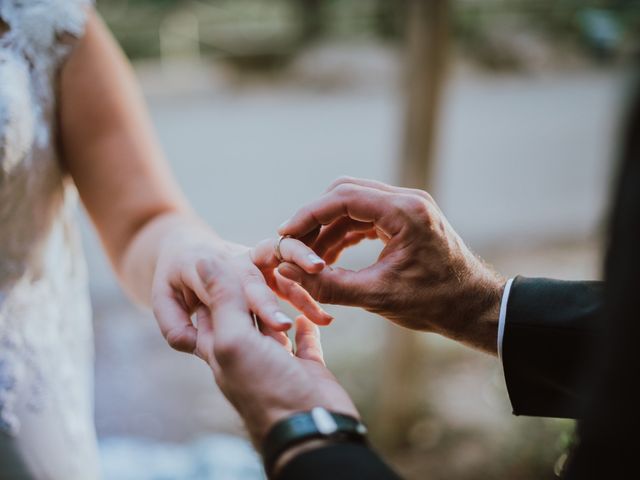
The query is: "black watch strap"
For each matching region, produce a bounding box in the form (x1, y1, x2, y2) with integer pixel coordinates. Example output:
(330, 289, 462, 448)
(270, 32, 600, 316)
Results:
(262, 407, 368, 477)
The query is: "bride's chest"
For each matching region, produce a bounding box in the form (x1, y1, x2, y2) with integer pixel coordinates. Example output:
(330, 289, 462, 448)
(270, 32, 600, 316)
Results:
(0, 49, 40, 176)
(0, 0, 86, 178)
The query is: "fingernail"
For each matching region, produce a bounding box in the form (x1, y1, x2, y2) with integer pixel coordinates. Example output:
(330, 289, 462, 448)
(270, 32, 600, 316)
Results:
(275, 312, 294, 327)
(308, 253, 325, 265)
(279, 219, 291, 231)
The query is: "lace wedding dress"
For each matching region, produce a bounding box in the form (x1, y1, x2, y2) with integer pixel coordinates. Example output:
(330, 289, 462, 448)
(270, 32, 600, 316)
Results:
(0, 1, 100, 478)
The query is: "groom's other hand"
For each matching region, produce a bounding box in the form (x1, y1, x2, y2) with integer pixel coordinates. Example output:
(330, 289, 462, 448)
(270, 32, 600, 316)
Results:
(278, 177, 505, 355)
(192, 260, 357, 453)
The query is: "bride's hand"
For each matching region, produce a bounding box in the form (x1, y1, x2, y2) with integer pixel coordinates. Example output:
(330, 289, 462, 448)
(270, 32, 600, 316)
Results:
(250, 236, 334, 323)
(151, 223, 332, 354)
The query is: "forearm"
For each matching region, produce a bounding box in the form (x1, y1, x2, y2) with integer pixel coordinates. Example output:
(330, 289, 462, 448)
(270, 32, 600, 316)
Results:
(58, 11, 211, 306)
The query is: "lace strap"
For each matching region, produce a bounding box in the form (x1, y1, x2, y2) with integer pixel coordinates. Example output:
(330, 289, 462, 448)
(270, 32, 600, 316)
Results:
(0, 0, 93, 72)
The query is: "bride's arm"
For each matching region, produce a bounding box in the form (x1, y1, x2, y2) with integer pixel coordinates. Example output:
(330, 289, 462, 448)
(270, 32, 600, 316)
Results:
(58, 11, 332, 353)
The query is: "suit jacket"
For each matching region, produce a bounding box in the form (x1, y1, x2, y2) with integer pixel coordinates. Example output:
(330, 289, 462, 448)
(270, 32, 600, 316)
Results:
(278, 443, 401, 480)
(502, 276, 604, 419)
(563, 71, 640, 479)
(278, 77, 640, 480)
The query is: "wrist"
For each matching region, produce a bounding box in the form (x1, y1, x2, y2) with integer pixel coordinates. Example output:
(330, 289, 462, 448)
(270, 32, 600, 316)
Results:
(449, 266, 505, 355)
(473, 274, 505, 355)
(120, 210, 201, 303)
(158, 214, 222, 251)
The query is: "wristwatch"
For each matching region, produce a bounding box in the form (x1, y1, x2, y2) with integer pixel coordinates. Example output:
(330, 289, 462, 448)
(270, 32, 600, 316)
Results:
(262, 407, 368, 477)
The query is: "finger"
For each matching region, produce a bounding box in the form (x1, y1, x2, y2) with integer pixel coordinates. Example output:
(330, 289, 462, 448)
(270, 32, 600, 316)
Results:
(252, 239, 333, 326)
(195, 260, 256, 341)
(327, 176, 433, 203)
(194, 306, 220, 376)
(278, 261, 384, 307)
(259, 320, 293, 354)
(191, 258, 293, 333)
(262, 269, 333, 325)
(329, 177, 447, 218)
(273, 271, 334, 325)
(242, 271, 295, 331)
(252, 237, 325, 273)
(179, 285, 200, 313)
(278, 184, 404, 239)
(152, 284, 198, 353)
(294, 316, 325, 365)
(261, 268, 285, 298)
(311, 218, 374, 258)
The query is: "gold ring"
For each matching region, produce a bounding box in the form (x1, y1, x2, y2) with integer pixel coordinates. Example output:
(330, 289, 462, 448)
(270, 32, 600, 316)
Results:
(275, 235, 290, 263)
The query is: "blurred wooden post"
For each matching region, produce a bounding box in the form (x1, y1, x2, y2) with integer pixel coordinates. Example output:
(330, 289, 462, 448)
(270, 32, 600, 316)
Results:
(374, 0, 450, 450)
(402, 0, 449, 191)
(159, 8, 201, 67)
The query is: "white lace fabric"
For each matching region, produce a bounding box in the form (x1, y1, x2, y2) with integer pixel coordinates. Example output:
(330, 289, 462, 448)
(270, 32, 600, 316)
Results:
(0, 1, 99, 476)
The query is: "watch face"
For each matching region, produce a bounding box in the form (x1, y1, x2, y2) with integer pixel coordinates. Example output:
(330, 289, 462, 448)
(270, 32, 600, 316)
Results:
(311, 407, 338, 435)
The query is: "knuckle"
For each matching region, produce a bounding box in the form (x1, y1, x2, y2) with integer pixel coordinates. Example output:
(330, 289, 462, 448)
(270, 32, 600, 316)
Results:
(214, 335, 243, 365)
(250, 239, 271, 264)
(240, 268, 265, 290)
(423, 190, 436, 204)
(329, 175, 356, 190)
(333, 183, 355, 198)
(165, 327, 193, 352)
(207, 283, 240, 310)
(397, 195, 431, 223)
(313, 280, 335, 305)
(409, 187, 432, 202)
(297, 205, 314, 222)
(196, 258, 223, 291)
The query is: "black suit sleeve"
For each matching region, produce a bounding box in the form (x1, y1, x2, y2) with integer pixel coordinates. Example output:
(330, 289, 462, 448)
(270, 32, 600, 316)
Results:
(276, 443, 402, 480)
(502, 276, 604, 419)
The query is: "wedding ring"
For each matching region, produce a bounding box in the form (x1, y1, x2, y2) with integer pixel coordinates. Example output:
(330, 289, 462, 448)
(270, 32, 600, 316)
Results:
(275, 235, 290, 263)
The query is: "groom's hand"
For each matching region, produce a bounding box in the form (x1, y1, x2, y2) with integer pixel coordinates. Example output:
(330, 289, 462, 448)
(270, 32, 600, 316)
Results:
(150, 218, 333, 354)
(192, 260, 357, 449)
(277, 177, 506, 355)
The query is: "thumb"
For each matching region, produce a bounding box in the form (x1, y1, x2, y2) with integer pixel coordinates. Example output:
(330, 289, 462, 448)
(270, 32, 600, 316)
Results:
(277, 262, 380, 308)
(294, 316, 324, 365)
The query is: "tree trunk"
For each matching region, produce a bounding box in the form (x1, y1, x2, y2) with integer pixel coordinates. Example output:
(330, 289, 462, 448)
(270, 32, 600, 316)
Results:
(402, 0, 449, 192)
(373, 0, 450, 451)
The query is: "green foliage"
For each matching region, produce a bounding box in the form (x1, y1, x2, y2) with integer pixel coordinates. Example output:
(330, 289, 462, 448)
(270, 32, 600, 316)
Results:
(98, 0, 638, 64)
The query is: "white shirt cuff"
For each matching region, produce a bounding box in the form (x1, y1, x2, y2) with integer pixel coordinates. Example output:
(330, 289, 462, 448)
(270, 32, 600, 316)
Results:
(497, 278, 515, 362)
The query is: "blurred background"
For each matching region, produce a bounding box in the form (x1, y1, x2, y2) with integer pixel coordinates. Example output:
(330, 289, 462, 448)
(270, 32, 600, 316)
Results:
(86, 1, 639, 479)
